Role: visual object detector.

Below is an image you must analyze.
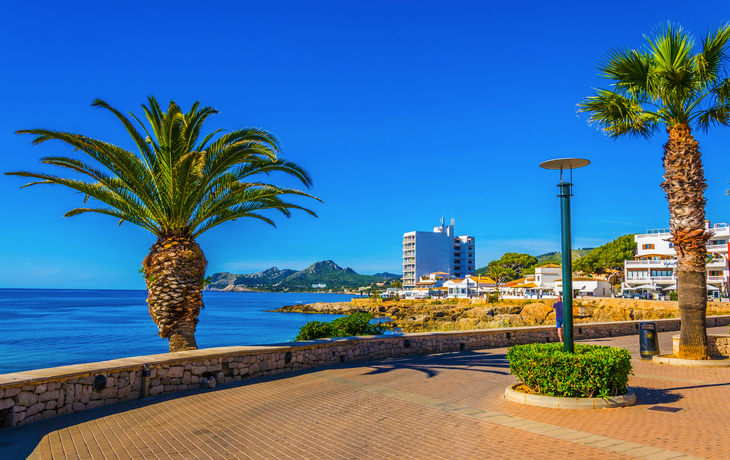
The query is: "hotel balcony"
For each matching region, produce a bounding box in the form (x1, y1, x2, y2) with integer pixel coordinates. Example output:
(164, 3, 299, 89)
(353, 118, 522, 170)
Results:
(636, 229, 671, 239)
(626, 260, 676, 268)
(626, 259, 726, 269)
(626, 275, 725, 284)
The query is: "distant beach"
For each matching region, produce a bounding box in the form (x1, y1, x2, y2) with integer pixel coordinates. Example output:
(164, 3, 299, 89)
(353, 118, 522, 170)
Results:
(0, 289, 354, 374)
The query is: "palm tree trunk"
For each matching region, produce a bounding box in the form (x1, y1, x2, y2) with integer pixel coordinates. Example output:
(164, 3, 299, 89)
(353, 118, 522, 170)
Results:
(662, 123, 710, 359)
(142, 235, 208, 352)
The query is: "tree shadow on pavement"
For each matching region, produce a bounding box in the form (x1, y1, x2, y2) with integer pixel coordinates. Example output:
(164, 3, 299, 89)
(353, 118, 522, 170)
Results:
(349, 350, 512, 379)
(632, 387, 683, 405)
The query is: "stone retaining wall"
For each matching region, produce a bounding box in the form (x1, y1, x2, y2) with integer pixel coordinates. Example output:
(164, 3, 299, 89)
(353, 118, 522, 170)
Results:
(2, 315, 729, 430)
(672, 334, 730, 355)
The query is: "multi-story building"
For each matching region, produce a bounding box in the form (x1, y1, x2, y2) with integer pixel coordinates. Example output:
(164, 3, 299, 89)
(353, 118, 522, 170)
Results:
(623, 221, 729, 297)
(402, 218, 475, 290)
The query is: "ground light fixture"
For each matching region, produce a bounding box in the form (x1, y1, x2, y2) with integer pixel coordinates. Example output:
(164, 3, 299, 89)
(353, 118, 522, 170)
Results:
(539, 157, 590, 353)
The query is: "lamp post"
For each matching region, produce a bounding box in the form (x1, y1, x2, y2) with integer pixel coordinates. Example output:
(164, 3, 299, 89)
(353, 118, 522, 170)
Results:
(539, 158, 590, 353)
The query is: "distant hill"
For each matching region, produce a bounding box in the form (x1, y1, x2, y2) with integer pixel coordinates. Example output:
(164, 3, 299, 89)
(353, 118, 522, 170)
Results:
(209, 267, 297, 289)
(373, 272, 401, 279)
(207, 261, 399, 292)
(535, 249, 593, 265)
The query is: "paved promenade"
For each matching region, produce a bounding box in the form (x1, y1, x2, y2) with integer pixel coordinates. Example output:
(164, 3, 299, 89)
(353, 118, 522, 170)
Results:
(1, 326, 729, 460)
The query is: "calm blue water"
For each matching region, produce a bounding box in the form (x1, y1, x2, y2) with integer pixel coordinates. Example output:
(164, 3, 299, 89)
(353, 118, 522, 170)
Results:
(0, 289, 354, 374)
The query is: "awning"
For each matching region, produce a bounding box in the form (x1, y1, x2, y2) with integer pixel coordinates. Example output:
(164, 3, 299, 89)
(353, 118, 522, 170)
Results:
(663, 284, 677, 290)
(635, 284, 656, 290)
(708, 284, 720, 291)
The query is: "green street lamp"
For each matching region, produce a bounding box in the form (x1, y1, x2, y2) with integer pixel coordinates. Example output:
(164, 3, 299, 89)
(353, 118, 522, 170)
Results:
(539, 157, 590, 353)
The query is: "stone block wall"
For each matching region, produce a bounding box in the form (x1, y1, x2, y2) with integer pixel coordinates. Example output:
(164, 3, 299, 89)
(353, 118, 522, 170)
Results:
(2, 315, 729, 430)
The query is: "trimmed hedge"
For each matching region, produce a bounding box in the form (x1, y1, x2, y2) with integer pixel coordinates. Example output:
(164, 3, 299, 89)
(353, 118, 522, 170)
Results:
(507, 343, 632, 398)
(295, 313, 388, 341)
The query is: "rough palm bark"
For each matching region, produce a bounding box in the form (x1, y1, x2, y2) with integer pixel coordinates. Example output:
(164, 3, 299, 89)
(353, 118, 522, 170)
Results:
(663, 123, 711, 359)
(142, 236, 208, 352)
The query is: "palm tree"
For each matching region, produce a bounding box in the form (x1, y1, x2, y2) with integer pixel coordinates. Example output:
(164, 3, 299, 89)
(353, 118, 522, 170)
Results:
(485, 265, 515, 299)
(6, 96, 320, 352)
(578, 23, 730, 359)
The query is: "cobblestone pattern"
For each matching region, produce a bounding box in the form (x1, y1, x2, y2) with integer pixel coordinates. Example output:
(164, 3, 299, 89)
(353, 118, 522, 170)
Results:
(673, 334, 730, 355)
(2, 314, 729, 431)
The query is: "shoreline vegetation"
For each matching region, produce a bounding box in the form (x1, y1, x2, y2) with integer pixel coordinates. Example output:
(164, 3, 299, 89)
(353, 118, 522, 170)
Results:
(272, 298, 730, 334)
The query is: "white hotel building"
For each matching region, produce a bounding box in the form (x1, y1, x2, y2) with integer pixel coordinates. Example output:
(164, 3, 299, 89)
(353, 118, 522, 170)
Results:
(623, 221, 729, 296)
(402, 218, 475, 290)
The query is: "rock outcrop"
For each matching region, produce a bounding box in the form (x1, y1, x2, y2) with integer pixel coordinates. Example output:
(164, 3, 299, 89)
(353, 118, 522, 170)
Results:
(273, 297, 730, 333)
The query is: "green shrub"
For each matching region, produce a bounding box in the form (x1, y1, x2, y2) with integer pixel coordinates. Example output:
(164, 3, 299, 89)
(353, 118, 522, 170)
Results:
(294, 321, 332, 341)
(669, 292, 678, 301)
(295, 313, 387, 341)
(507, 343, 632, 398)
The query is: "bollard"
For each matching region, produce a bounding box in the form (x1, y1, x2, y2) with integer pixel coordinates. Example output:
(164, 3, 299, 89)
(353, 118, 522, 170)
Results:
(141, 364, 151, 398)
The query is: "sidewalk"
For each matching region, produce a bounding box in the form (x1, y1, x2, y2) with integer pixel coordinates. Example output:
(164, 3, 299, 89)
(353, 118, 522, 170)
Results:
(2, 326, 728, 459)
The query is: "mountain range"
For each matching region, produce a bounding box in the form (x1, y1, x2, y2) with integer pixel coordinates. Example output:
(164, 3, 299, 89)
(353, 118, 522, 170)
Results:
(207, 260, 400, 292)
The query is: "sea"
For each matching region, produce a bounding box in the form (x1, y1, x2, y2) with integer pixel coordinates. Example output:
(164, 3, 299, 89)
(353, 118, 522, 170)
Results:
(0, 289, 356, 375)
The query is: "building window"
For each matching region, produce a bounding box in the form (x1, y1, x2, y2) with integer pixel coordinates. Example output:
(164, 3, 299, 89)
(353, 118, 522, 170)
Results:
(709, 270, 723, 277)
(642, 244, 655, 250)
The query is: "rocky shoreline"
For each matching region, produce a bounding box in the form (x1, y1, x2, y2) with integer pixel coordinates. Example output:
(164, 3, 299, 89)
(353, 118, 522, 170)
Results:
(273, 298, 730, 333)
(205, 286, 258, 292)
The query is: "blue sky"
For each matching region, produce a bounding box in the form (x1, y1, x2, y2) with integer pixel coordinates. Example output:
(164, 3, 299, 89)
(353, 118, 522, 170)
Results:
(2, 1, 730, 289)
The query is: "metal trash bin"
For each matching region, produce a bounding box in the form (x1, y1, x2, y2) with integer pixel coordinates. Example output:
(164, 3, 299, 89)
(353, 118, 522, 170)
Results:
(639, 322, 660, 359)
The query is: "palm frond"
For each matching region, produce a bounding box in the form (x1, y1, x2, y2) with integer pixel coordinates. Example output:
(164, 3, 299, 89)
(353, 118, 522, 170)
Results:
(91, 99, 156, 172)
(580, 22, 730, 135)
(5, 171, 158, 231)
(578, 89, 659, 138)
(696, 23, 730, 85)
(10, 97, 319, 238)
(598, 47, 653, 98)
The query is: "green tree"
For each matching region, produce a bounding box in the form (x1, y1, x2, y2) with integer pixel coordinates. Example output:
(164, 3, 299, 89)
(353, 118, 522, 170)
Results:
(481, 252, 537, 280)
(578, 23, 730, 359)
(574, 234, 635, 275)
(7, 97, 319, 352)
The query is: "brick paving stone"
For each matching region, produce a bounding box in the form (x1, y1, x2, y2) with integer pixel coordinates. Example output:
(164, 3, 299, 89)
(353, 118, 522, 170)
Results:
(0, 326, 727, 459)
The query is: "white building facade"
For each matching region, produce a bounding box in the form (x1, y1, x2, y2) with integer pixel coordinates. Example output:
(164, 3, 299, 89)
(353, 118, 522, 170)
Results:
(623, 221, 729, 297)
(555, 277, 612, 297)
(402, 218, 475, 290)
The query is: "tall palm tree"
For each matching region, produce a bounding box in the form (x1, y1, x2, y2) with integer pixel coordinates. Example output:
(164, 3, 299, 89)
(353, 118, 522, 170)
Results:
(7, 97, 320, 352)
(578, 23, 730, 359)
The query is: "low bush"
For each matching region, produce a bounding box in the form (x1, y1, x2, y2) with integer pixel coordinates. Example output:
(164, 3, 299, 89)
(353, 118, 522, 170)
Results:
(507, 343, 632, 398)
(295, 313, 388, 341)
